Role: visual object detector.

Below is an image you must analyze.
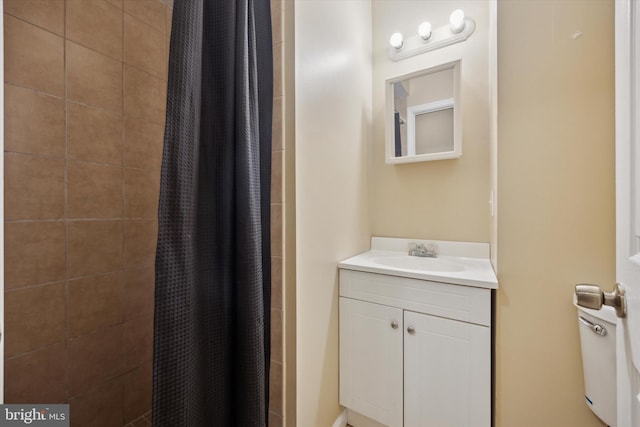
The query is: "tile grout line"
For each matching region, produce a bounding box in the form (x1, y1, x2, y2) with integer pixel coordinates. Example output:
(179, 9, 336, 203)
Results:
(5, 218, 159, 224)
(65, 359, 150, 402)
(123, 3, 167, 35)
(3, 81, 167, 127)
(121, 3, 128, 423)
(5, 8, 167, 69)
(4, 150, 162, 173)
(6, 309, 151, 366)
(62, 0, 70, 404)
(3, 81, 65, 100)
(6, 266, 156, 295)
(4, 341, 62, 363)
(274, 1, 286, 418)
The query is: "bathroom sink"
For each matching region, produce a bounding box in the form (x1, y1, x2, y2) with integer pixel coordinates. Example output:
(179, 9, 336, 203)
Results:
(371, 255, 465, 273)
(338, 237, 498, 289)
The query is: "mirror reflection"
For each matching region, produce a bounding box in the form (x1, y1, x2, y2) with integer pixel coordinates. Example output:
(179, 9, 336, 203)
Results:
(387, 61, 461, 163)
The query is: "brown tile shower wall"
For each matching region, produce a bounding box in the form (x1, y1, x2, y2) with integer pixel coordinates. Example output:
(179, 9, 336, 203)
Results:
(270, 0, 286, 425)
(3, 1, 171, 425)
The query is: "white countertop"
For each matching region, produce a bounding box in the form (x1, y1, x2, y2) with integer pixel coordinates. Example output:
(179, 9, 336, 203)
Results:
(338, 237, 499, 289)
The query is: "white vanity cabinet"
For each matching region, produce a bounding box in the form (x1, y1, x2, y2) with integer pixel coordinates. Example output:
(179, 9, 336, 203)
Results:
(403, 310, 490, 427)
(340, 298, 404, 426)
(339, 269, 492, 427)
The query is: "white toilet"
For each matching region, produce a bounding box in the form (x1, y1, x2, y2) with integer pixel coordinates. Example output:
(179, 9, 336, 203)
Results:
(575, 302, 617, 427)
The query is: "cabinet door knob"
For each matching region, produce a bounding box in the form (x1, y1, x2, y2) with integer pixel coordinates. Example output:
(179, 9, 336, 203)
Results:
(391, 320, 398, 329)
(407, 326, 416, 335)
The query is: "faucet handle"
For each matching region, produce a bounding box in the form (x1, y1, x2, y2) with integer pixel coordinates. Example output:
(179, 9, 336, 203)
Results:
(407, 241, 438, 257)
(407, 242, 422, 256)
(425, 242, 438, 256)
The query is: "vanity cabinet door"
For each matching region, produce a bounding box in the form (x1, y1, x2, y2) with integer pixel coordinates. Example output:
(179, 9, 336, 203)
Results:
(404, 311, 490, 427)
(340, 297, 403, 427)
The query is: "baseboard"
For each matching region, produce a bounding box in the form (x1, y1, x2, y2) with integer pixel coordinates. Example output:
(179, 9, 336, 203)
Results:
(332, 408, 348, 427)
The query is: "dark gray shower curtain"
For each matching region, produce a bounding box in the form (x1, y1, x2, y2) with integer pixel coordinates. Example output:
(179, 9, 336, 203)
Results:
(153, 1, 272, 425)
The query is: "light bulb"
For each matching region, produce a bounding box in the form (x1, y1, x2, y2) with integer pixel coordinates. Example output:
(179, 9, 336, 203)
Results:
(449, 9, 465, 34)
(418, 22, 432, 41)
(389, 32, 404, 50)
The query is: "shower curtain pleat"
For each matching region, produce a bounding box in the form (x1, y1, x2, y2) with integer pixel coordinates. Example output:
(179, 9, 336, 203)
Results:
(152, 0, 272, 425)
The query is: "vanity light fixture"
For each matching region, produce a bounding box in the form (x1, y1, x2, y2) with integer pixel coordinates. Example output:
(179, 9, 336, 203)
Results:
(418, 22, 432, 41)
(389, 32, 404, 50)
(388, 9, 475, 61)
(449, 9, 465, 34)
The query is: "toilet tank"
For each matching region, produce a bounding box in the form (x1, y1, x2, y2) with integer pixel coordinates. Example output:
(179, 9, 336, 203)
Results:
(576, 303, 617, 427)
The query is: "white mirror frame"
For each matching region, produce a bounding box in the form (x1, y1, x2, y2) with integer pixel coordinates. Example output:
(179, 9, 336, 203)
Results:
(385, 60, 461, 164)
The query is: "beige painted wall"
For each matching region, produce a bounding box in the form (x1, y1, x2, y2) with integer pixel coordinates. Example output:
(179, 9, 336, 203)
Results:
(372, 0, 491, 243)
(294, 1, 372, 425)
(496, 1, 614, 426)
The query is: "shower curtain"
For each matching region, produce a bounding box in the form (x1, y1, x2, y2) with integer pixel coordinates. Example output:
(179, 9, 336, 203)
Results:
(153, 1, 272, 425)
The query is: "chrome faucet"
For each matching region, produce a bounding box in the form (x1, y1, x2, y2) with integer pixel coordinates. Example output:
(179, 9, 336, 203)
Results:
(408, 242, 438, 258)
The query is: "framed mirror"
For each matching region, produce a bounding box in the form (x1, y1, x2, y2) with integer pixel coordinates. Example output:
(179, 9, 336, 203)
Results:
(386, 60, 461, 164)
